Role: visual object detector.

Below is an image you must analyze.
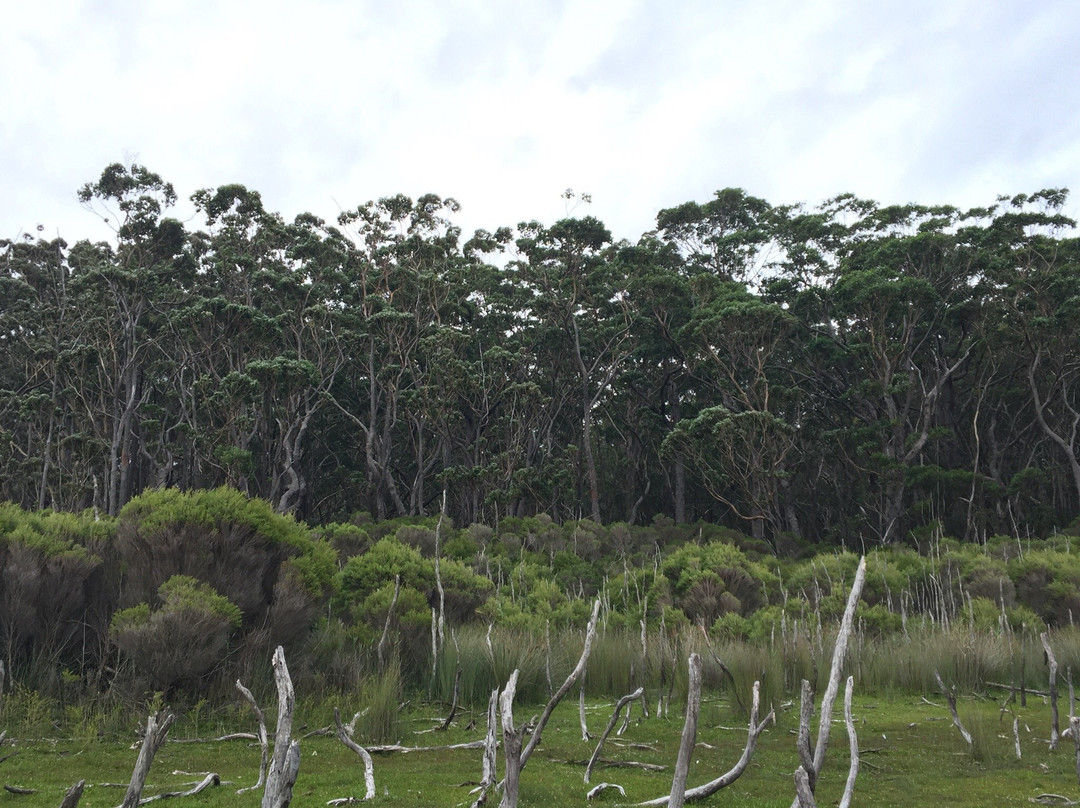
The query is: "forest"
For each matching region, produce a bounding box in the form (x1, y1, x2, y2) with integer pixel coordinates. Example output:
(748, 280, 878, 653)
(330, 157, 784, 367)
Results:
(3, 164, 1080, 551)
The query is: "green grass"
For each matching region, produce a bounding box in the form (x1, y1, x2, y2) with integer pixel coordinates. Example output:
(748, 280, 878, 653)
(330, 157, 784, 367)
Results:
(2, 689, 1080, 807)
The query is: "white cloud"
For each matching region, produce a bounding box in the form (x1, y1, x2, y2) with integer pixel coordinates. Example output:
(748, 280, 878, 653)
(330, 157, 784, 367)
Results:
(2, 0, 1078, 244)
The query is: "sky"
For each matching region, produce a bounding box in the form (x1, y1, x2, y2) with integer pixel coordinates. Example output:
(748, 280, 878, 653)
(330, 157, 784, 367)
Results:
(3, 0, 1079, 246)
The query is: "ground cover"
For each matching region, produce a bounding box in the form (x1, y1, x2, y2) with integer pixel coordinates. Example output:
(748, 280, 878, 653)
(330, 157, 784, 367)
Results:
(2, 691, 1079, 807)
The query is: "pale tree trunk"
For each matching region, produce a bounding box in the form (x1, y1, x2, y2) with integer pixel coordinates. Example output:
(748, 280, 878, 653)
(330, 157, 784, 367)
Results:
(499, 670, 522, 808)
(262, 646, 300, 808)
(669, 653, 702, 808)
(121, 710, 175, 808)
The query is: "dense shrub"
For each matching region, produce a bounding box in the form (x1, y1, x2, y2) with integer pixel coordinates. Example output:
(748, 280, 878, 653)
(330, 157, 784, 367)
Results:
(110, 575, 241, 694)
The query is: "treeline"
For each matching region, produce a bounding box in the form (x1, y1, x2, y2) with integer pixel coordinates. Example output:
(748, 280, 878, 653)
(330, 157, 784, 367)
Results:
(2, 164, 1080, 547)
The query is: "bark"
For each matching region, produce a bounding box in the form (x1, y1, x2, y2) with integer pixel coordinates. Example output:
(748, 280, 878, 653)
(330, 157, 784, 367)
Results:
(669, 653, 702, 808)
(262, 646, 300, 808)
(59, 780, 86, 808)
(121, 710, 175, 808)
(794, 767, 817, 808)
(1044, 632, 1061, 751)
(585, 687, 644, 784)
(334, 709, 375, 801)
(235, 679, 270, 794)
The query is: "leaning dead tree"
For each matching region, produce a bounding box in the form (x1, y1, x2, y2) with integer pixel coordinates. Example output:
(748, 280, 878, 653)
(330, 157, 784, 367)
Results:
(121, 709, 175, 808)
(331, 708, 375, 802)
(584, 687, 645, 784)
(263, 646, 301, 808)
(933, 670, 973, 747)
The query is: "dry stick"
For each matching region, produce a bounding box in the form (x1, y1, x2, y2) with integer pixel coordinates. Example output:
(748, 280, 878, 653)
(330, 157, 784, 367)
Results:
(1015, 716, 1023, 760)
(366, 740, 487, 754)
(933, 670, 973, 746)
(333, 708, 375, 801)
(499, 670, 522, 808)
(377, 575, 401, 672)
(262, 646, 301, 808)
(1043, 632, 1061, 751)
(587, 783, 626, 800)
(120, 710, 176, 808)
(519, 598, 601, 770)
(585, 687, 645, 784)
(838, 676, 858, 808)
(235, 680, 270, 794)
(135, 773, 221, 804)
(637, 681, 775, 807)
(59, 780, 86, 808)
(669, 653, 703, 808)
(439, 664, 463, 732)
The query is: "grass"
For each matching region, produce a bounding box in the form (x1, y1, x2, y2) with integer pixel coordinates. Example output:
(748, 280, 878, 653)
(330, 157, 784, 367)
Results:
(2, 686, 1080, 807)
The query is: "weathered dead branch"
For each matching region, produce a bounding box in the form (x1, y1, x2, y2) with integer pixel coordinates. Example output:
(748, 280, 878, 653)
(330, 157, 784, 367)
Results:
(585, 687, 645, 784)
(469, 689, 500, 808)
(519, 598, 601, 769)
(587, 783, 626, 800)
(637, 681, 774, 806)
(933, 670, 973, 746)
(333, 708, 375, 801)
(133, 773, 220, 804)
(120, 710, 175, 808)
(235, 679, 270, 794)
(377, 575, 401, 671)
(839, 676, 858, 808)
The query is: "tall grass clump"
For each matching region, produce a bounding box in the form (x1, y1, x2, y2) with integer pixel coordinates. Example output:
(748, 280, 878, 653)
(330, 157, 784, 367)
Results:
(353, 660, 404, 744)
(431, 624, 549, 708)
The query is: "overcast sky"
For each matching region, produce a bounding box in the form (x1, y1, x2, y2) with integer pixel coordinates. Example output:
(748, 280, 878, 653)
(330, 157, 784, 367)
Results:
(3, 0, 1079, 246)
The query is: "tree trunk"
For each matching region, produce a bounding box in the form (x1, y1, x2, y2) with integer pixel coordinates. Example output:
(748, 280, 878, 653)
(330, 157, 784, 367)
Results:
(121, 710, 175, 808)
(669, 653, 702, 808)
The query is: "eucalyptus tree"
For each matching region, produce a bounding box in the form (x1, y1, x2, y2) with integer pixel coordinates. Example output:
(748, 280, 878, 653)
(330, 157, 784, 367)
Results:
(788, 200, 984, 544)
(982, 192, 1080, 519)
(512, 216, 637, 523)
(75, 164, 188, 515)
(331, 193, 468, 519)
